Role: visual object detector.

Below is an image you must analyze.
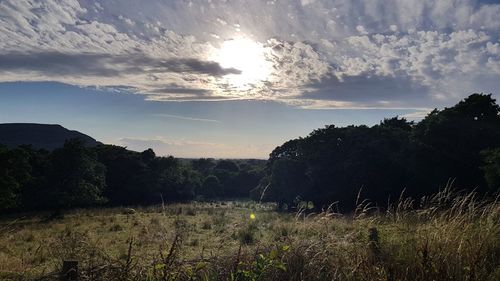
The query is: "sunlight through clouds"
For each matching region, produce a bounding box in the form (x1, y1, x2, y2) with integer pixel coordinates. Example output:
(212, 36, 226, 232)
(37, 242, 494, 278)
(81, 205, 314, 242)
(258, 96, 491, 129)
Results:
(210, 37, 273, 90)
(0, 0, 498, 109)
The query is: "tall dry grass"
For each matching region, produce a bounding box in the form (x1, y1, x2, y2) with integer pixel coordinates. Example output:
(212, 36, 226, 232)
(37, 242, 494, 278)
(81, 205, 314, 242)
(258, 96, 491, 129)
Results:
(0, 188, 498, 281)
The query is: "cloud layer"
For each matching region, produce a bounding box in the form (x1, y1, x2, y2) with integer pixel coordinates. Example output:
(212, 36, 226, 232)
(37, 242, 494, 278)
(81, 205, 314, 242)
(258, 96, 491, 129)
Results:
(0, 0, 498, 109)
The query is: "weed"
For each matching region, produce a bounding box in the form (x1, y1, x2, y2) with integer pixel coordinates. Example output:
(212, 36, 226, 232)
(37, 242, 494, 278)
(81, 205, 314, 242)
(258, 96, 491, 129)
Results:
(201, 220, 212, 230)
(109, 224, 124, 232)
(237, 223, 258, 245)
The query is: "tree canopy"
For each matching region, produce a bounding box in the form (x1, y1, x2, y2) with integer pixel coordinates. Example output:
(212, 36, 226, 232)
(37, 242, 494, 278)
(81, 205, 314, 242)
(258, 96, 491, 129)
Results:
(0, 142, 265, 212)
(1, 93, 499, 213)
(252, 93, 500, 211)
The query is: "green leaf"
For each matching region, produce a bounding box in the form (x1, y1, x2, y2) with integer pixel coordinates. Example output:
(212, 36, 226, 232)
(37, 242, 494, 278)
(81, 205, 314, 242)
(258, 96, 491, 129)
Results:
(155, 263, 166, 270)
(269, 249, 278, 259)
(195, 262, 207, 271)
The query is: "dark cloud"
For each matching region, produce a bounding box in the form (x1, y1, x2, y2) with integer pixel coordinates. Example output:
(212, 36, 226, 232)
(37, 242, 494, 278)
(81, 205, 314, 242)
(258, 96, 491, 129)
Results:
(149, 87, 210, 95)
(154, 58, 241, 76)
(0, 52, 122, 77)
(0, 51, 240, 77)
(301, 75, 433, 107)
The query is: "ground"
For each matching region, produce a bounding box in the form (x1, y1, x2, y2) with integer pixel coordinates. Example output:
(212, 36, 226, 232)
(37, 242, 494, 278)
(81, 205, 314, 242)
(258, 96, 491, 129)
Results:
(0, 193, 499, 281)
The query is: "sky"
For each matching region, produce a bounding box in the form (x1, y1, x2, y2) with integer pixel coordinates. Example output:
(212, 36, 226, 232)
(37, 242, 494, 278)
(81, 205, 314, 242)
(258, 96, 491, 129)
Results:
(0, 0, 499, 158)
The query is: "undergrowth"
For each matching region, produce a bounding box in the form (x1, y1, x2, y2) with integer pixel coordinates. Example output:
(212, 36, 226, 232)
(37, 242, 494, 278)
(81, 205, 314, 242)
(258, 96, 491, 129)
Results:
(0, 188, 498, 280)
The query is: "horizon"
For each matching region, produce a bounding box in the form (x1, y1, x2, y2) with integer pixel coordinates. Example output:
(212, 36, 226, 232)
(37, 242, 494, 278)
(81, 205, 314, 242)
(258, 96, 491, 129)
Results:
(1, 0, 499, 158)
(0, 93, 493, 160)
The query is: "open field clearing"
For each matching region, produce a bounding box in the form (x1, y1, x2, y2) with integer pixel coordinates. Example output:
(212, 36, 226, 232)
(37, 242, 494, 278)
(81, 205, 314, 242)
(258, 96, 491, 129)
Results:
(0, 190, 499, 281)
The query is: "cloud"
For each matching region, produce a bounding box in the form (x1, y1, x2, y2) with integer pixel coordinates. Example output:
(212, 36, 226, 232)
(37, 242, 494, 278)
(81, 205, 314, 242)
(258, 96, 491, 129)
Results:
(119, 137, 271, 159)
(148, 86, 210, 95)
(299, 75, 432, 109)
(0, 0, 498, 108)
(0, 51, 122, 77)
(266, 39, 330, 88)
(401, 109, 433, 120)
(336, 30, 495, 85)
(0, 51, 240, 77)
(152, 114, 221, 123)
(155, 58, 240, 76)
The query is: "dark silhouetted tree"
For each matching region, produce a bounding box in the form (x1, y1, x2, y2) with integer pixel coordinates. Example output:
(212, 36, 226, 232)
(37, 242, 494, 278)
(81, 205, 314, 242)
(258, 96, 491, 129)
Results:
(45, 139, 106, 208)
(481, 148, 500, 191)
(200, 175, 221, 198)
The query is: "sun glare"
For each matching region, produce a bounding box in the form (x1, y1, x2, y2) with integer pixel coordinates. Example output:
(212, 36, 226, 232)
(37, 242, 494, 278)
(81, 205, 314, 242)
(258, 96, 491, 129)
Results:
(211, 37, 272, 89)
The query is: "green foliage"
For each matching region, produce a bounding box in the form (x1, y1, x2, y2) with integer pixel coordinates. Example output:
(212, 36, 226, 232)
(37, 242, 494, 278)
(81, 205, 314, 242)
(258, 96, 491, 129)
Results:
(481, 148, 500, 190)
(194, 159, 265, 200)
(215, 160, 240, 173)
(0, 140, 266, 212)
(264, 93, 500, 211)
(237, 223, 258, 245)
(1, 93, 499, 215)
(191, 158, 216, 175)
(200, 175, 221, 198)
(267, 158, 308, 210)
(0, 152, 24, 209)
(232, 246, 289, 281)
(48, 139, 107, 208)
(411, 93, 500, 193)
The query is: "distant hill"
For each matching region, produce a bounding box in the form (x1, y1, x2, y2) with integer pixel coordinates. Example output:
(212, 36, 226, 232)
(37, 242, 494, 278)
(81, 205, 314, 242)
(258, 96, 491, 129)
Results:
(0, 123, 101, 150)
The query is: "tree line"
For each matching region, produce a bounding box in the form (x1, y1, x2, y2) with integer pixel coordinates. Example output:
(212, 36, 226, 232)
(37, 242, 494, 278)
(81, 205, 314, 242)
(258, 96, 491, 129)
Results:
(0, 141, 265, 212)
(252, 93, 500, 211)
(1, 93, 499, 213)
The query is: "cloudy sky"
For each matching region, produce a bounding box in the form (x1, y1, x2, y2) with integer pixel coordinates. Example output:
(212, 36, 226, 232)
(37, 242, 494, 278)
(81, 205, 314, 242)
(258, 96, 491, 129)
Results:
(0, 0, 499, 158)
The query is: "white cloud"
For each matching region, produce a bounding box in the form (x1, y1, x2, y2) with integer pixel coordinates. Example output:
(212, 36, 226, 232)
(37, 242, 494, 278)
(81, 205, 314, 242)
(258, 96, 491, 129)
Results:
(300, 0, 317, 6)
(0, 0, 498, 109)
(152, 114, 221, 123)
(356, 25, 368, 35)
(401, 109, 433, 120)
(335, 30, 498, 87)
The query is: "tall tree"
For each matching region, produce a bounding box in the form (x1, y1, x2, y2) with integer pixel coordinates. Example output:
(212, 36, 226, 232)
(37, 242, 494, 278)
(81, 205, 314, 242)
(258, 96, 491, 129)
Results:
(0, 145, 31, 210)
(411, 93, 500, 193)
(45, 139, 107, 208)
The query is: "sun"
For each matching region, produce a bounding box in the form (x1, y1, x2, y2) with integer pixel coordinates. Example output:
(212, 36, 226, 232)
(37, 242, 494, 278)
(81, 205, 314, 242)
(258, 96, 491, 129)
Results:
(211, 37, 272, 89)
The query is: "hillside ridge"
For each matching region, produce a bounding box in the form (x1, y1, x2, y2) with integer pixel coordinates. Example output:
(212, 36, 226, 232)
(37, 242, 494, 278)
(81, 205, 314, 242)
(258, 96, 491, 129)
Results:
(0, 123, 101, 150)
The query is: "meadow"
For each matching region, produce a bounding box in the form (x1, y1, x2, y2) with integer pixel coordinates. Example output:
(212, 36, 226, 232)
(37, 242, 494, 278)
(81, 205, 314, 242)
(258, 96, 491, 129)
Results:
(0, 188, 499, 281)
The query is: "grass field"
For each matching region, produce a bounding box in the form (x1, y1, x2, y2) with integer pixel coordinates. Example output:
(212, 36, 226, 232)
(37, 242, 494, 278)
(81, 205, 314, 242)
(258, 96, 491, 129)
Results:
(0, 189, 499, 281)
